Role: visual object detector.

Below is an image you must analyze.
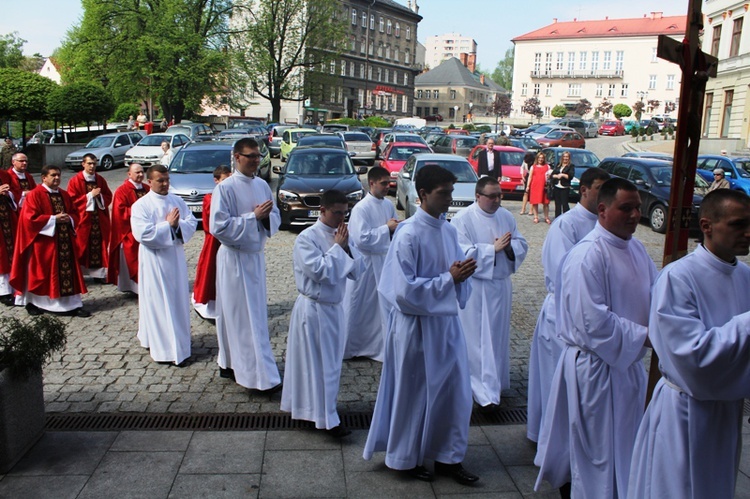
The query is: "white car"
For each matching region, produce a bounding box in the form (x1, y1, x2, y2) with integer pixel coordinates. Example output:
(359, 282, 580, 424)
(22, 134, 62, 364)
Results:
(124, 133, 191, 168)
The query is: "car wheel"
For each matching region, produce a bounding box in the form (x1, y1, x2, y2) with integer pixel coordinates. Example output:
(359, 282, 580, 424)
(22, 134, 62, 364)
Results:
(100, 155, 115, 171)
(649, 204, 668, 234)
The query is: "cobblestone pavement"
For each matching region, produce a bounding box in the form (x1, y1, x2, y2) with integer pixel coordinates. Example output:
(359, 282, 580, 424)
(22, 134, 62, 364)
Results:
(17, 136, 738, 415)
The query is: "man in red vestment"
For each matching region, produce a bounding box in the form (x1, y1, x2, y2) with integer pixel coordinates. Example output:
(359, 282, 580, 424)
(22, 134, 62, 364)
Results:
(10, 165, 90, 317)
(67, 153, 113, 281)
(108, 163, 149, 293)
(192, 165, 231, 320)
(6, 153, 36, 208)
(0, 169, 21, 305)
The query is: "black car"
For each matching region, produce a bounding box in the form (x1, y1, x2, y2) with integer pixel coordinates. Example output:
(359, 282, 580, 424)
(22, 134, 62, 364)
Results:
(597, 157, 708, 233)
(542, 147, 601, 201)
(509, 137, 542, 155)
(272, 147, 366, 227)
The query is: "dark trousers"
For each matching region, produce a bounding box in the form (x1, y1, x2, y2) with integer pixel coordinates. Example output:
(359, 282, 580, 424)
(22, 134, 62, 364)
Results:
(553, 187, 570, 217)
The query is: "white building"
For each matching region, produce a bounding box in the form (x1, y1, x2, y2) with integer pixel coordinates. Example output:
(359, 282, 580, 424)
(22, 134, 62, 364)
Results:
(511, 12, 686, 121)
(38, 58, 62, 84)
(424, 32, 477, 71)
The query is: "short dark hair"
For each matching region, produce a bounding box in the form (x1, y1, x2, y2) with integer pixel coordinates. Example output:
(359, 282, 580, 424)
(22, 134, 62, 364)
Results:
(476, 176, 500, 194)
(597, 177, 638, 206)
(40, 165, 61, 177)
(82, 153, 97, 163)
(523, 152, 536, 166)
(580, 168, 611, 189)
(367, 166, 389, 183)
(147, 164, 168, 179)
(415, 165, 456, 197)
(233, 137, 259, 153)
(699, 189, 750, 221)
(321, 189, 348, 208)
(213, 165, 232, 179)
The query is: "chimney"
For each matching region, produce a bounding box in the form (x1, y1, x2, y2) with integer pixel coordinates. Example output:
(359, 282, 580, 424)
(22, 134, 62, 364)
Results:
(413, 0, 419, 14)
(552, 18, 557, 23)
(459, 53, 468, 66)
(480, 74, 485, 85)
(651, 11, 663, 19)
(467, 53, 476, 74)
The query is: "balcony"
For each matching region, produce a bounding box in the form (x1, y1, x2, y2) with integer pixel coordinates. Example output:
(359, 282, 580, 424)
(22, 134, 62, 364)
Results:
(530, 69, 624, 79)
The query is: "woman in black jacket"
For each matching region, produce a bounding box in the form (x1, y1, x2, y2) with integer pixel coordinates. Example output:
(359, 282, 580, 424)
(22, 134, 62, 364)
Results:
(550, 151, 574, 218)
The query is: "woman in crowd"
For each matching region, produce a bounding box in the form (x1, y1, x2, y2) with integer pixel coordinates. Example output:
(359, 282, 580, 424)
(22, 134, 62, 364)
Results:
(550, 151, 574, 218)
(525, 152, 551, 224)
(519, 151, 535, 215)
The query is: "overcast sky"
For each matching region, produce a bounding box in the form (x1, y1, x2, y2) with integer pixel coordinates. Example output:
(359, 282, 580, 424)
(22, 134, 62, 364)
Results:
(2, 0, 689, 70)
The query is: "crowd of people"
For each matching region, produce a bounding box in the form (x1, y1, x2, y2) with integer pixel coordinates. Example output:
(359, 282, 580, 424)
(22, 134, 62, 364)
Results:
(1, 143, 750, 495)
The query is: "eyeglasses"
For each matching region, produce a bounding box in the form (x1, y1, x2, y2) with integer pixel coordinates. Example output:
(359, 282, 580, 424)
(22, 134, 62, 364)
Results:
(477, 192, 502, 201)
(714, 173, 724, 176)
(236, 152, 261, 160)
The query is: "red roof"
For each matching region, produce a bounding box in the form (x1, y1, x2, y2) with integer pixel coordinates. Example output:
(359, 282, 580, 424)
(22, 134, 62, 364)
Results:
(512, 14, 686, 42)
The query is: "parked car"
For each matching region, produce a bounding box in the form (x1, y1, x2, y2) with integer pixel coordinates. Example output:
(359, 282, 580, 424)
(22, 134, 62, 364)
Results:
(424, 132, 446, 147)
(639, 120, 660, 134)
(598, 156, 707, 233)
(380, 142, 432, 190)
(379, 133, 428, 156)
(583, 121, 599, 138)
(280, 128, 318, 162)
(124, 133, 190, 168)
(542, 147, 601, 201)
(272, 147, 366, 227)
(267, 124, 298, 157)
(424, 114, 443, 122)
(622, 151, 673, 161)
(65, 131, 146, 171)
(167, 141, 234, 215)
(536, 130, 585, 149)
(696, 155, 750, 195)
(370, 128, 393, 154)
(527, 125, 575, 140)
(295, 134, 346, 150)
(445, 129, 470, 135)
(417, 126, 444, 136)
(321, 123, 349, 133)
(166, 122, 215, 142)
(509, 137, 542, 155)
(228, 118, 264, 129)
(598, 120, 626, 136)
(337, 131, 376, 165)
(623, 119, 640, 134)
(467, 145, 526, 196)
(431, 135, 479, 158)
(511, 123, 543, 137)
(555, 118, 587, 137)
(396, 154, 478, 219)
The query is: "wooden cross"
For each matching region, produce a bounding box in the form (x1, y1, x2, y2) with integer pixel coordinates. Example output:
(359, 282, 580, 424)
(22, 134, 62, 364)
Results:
(646, 0, 719, 405)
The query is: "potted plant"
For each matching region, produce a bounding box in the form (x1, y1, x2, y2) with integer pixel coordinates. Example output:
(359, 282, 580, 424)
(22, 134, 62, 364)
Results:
(631, 127, 640, 142)
(0, 315, 67, 473)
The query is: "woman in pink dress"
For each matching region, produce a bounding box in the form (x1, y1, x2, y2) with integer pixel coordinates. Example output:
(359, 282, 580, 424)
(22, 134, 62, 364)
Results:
(525, 152, 551, 224)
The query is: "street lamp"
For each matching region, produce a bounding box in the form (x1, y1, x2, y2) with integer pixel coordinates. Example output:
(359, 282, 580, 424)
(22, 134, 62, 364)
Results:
(453, 105, 459, 123)
(468, 101, 473, 123)
(637, 91, 648, 121)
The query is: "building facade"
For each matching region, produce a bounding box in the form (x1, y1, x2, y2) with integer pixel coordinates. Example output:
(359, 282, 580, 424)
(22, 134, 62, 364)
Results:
(511, 12, 686, 122)
(424, 33, 477, 71)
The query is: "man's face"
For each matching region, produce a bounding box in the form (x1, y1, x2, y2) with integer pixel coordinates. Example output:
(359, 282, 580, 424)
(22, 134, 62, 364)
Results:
(369, 176, 390, 200)
(598, 189, 641, 239)
(234, 146, 261, 176)
(714, 171, 725, 182)
(580, 179, 606, 214)
(320, 202, 348, 228)
(82, 157, 97, 175)
(702, 199, 750, 261)
(419, 182, 454, 218)
(486, 139, 495, 151)
(149, 172, 170, 195)
(4, 138, 11, 147)
(127, 164, 145, 184)
(476, 181, 502, 214)
(42, 169, 62, 189)
(12, 154, 28, 173)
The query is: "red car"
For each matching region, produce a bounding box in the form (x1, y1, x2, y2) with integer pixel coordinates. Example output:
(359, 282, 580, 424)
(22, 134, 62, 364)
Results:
(467, 145, 526, 196)
(598, 120, 626, 136)
(536, 130, 586, 148)
(380, 142, 432, 189)
(446, 129, 470, 135)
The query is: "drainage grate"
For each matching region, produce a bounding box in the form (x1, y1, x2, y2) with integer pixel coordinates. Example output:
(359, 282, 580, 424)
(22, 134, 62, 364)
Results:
(46, 408, 526, 431)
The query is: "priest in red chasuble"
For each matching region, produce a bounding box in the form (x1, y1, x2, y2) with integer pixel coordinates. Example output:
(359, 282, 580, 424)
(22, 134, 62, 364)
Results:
(6, 153, 36, 208)
(0, 168, 21, 305)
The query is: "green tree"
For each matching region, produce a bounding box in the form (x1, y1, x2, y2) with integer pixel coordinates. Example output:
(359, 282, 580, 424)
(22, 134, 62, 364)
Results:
(0, 68, 58, 141)
(57, 0, 232, 123)
(228, 0, 348, 123)
(114, 103, 141, 122)
(47, 82, 114, 127)
(491, 47, 514, 90)
(613, 103, 632, 120)
(551, 105, 567, 118)
(0, 33, 25, 69)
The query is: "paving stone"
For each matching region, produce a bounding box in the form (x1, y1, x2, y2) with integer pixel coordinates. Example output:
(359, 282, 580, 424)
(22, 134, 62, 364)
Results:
(179, 432, 265, 474)
(77, 451, 183, 499)
(260, 449, 345, 498)
(0, 475, 89, 499)
(8, 431, 117, 476)
(169, 474, 261, 499)
(111, 431, 193, 452)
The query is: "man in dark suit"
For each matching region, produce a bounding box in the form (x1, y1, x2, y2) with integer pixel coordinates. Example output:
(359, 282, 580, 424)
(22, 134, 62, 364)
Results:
(477, 138, 502, 180)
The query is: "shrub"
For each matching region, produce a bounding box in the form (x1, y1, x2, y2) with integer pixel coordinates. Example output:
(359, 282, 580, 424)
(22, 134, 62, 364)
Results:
(0, 316, 67, 380)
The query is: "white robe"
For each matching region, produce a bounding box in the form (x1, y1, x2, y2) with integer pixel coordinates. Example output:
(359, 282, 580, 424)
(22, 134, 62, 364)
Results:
(210, 172, 281, 390)
(535, 223, 656, 498)
(363, 208, 473, 470)
(343, 193, 397, 361)
(131, 191, 197, 364)
(280, 220, 363, 429)
(628, 244, 750, 498)
(527, 203, 598, 441)
(452, 203, 528, 407)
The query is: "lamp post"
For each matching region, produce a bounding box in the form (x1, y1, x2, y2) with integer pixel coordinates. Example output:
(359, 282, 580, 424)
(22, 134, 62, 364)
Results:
(468, 101, 473, 124)
(453, 105, 459, 125)
(637, 91, 648, 121)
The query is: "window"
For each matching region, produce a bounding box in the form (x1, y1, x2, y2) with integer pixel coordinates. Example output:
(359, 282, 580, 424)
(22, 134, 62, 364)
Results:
(367, 66, 372, 79)
(666, 75, 675, 90)
(377, 45, 383, 57)
(711, 25, 722, 57)
(568, 83, 582, 97)
(395, 23, 400, 37)
(350, 37, 356, 51)
(387, 19, 392, 35)
(360, 64, 364, 78)
(424, 88, 430, 99)
(545, 52, 552, 74)
(534, 52, 541, 74)
(360, 38, 365, 54)
(377, 67, 382, 82)
(615, 51, 624, 72)
(595, 84, 603, 98)
(568, 52, 575, 73)
(351, 9, 356, 25)
(731, 18, 743, 57)
(608, 84, 615, 98)
(433, 90, 439, 99)
(652, 47, 658, 63)
(579, 52, 587, 70)
(417, 90, 423, 99)
(384, 69, 389, 82)
(379, 17, 384, 32)
(402, 95, 408, 113)
(370, 15, 374, 30)
(394, 49, 399, 62)
(362, 12, 367, 27)
(721, 89, 733, 137)
(546, 83, 552, 96)
(621, 83, 628, 98)
(450, 90, 456, 99)
(341, 60, 346, 76)
(405, 50, 410, 64)
(406, 26, 411, 40)
(415, 106, 422, 116)
(603, 51, 611, 70)
(591, 51, 599, 72)
(556, 52, 564, 70)
(330, 60, 336, 74)
(403, 73, 408, 85)
(544, 106, 551, 117)
(521, 83, 528, 96)
(533, 83, 540, 96)
(649, 75, 657, 90)
(368, 42, 373, 56)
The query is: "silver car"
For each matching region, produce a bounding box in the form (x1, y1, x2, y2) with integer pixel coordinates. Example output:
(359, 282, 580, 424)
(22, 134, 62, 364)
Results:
(167, 141, 234, 216)
(337, 131, 376, 166)
(65, 131, 146, 170)
(583, 121, 598, 138)
(395, 153, 478, 220)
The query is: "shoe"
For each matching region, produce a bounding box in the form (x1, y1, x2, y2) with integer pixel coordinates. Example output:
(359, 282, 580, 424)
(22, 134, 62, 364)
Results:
(219, 367, 236, 381)
(404, 465, 434, 482)
(72, 308, 91, 318)
(26, 303, 44, 316)
(175, 359, 190, 368)
(0, 294, 14, 306)
(434, 462, 479, 485)
(545, 218, 551, 225)
(533, 217, 539, 224)
(478, 403, 501, 414)
(325, 425, 352, 438)
(257, 383, 283, 395)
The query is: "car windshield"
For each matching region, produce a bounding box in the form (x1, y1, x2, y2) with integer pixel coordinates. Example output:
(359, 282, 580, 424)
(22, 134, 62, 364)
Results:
(651, 166, 673, 185)
(604, 121, 619, 126)
(499, 151, 524, 165)
(285, 152, 355, 175)
(455, 138, 478, 148)
(137, 135, 171, 146)
(170, 126, 192, 134)
(535, 126, 555, 134)
(521, 138, 540, 148)
(569, 151, 600, 167)
(416, 160, 477, 183)
(298, 137, 344, 148)
(343, 133, 370, 141)
(170, 149, 231, 173)
(387, 146, 429, 161)
(734, 159, 750, 178)
(546, 131, 565, 139)
(85, 136, 115, 148)
(291, 130, 316, 141)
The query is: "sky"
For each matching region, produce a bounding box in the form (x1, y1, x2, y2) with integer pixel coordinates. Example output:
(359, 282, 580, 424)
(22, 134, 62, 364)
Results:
(1, 0, 689, 70)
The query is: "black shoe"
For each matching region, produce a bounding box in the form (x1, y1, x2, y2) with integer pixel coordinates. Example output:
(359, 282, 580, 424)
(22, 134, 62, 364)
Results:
(325, 425, 352, 438)
(404, 465, 434, 482)
(71, 308, 91, 318)
(478, 403, 501, 414)
(219, 367, 236, 381)
(258, 383, 283, 395)
(26, 303, 44, 316)
(434, 462, 479, 485)
(175, 359, 189, 368)
(0, 294, 14, 306)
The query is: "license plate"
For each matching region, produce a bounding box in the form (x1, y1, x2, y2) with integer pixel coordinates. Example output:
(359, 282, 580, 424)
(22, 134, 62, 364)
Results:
(308, 210, 320, 217)
(516, 185, 525, 191)
(445, 212, 455, 220)
(189, 205, 202, 213)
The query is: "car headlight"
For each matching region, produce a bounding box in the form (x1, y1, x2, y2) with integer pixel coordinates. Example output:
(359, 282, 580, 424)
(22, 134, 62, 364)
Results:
(347, 189, 364, 202)
(501, 176, 510, 182)
(147, 155, 159, 159)
(277, 189, 300, 203)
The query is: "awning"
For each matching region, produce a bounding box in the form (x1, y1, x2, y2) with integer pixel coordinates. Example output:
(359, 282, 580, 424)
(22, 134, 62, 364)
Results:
(305, 107, 329, 112)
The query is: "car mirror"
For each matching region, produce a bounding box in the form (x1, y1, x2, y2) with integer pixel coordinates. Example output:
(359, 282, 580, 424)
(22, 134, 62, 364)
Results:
(356, 166, 368, 175)
(725, 171, 734, 178)
(272, 165, 283, 175)
(633, 179, 646, 186)
(401, 171, 411, 179)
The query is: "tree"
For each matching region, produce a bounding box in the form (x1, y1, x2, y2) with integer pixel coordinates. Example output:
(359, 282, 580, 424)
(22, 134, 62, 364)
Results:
(633, 100, 645, 121)
(57, 0, 232, 123)
(491, 47, 514, 91)
(0, 68, 58, 141)
(596, 99, 613, 117)
(0, 33, 25, 69)
(47, 82, 114, 127)
(574, 98, 592, 117)
(647, 99, 661, 113)
(228, 0, 348, 123)
(488, 94, 512, 118)
(551, 105, 567, 118)
(522, 97, 542, 120)
(114, 103, 141, 122)
(613, 103, 632, 120)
